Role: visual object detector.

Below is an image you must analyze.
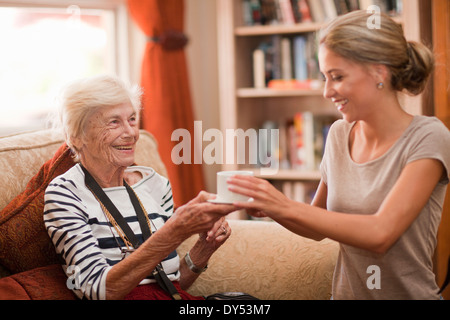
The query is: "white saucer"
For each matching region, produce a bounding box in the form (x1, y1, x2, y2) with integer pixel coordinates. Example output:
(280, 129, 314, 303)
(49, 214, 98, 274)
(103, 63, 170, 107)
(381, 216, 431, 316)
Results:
(207, 197, 253, 204)
(207, 198, 234, 204)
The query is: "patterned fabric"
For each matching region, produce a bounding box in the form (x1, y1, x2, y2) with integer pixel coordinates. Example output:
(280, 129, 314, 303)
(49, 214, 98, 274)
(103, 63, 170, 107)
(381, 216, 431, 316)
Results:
(0, 130, 66, 210)
(0, 264, 77, 300)
(178, 220, 339, 300)
(0, 143, 76, 273)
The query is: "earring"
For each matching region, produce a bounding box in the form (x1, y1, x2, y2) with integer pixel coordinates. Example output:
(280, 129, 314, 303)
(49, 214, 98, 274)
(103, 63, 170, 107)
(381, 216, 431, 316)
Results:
(377, 82, 384, 90)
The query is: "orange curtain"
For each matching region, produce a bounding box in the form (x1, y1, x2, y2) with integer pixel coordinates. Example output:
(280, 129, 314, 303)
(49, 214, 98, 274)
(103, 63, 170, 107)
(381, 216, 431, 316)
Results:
(127, 0, 204, 207)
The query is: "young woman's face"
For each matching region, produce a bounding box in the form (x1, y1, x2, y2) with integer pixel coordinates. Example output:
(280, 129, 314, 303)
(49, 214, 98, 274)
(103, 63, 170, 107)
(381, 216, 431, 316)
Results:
(80, 102, 140, 169)
(318, 45, 382, 123)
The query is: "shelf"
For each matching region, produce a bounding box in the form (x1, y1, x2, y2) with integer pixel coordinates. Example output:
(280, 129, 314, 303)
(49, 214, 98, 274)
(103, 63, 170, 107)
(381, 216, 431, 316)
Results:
(235, 22, 325, 36)
(243, 168, 321, 181)
(218, 0, 424, 219)
(235, 18, 403, 38)
(237, 88, 324, 98)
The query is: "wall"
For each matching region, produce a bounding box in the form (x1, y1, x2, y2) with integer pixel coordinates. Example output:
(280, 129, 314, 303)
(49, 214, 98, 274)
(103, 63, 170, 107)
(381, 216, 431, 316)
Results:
(128, 0, 220, 194)
(185, 0, 220, 194)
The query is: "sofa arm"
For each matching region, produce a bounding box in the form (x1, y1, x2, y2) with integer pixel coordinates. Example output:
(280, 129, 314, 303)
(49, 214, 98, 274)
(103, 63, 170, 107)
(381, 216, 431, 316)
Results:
(177, 219, 339, 300)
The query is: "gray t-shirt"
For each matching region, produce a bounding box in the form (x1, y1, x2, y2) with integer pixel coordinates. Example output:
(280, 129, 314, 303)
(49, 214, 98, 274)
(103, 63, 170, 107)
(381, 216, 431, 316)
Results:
(320, 116, 450, 300)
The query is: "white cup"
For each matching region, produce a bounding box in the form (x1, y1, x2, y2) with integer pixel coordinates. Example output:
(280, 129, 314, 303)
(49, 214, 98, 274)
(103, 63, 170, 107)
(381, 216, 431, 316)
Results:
(212, 170, 254, 204)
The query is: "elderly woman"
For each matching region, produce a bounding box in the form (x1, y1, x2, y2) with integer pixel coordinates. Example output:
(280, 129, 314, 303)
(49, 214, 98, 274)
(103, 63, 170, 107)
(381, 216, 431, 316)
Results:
(44, 75, 235, 300)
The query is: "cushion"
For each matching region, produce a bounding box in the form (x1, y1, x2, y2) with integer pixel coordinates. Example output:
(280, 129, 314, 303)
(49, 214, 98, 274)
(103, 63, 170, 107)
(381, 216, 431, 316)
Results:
(177, 220, 338, 300)
(0, 143, 76, 273)
(0, 264, 77, 300)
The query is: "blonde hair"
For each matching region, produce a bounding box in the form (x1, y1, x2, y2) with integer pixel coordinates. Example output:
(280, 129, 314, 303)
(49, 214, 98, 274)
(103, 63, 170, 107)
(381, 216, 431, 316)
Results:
(56, 75, 143, 160)
(319, 10, 434, 95)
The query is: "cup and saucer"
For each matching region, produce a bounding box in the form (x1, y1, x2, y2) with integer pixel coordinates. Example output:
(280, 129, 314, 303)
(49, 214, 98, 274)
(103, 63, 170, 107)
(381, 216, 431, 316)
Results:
(207, 170, 254, 204)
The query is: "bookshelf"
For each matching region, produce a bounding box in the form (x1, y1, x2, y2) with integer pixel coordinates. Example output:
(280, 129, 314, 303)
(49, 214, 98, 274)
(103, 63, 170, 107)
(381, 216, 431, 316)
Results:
(217, 0, 426, 218)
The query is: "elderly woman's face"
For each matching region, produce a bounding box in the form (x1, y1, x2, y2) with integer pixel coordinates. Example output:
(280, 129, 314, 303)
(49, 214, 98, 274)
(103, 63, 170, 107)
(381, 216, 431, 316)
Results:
(81, 102, 139, 169)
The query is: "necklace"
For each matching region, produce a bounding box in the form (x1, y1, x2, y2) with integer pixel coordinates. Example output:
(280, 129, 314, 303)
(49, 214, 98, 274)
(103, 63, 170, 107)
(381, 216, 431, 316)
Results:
(91, 184, 155, 255)
(80, 164, 182, 300)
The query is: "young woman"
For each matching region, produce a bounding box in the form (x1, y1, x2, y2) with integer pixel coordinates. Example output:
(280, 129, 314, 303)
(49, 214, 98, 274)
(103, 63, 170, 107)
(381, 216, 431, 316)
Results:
(228, 10, 450, 299)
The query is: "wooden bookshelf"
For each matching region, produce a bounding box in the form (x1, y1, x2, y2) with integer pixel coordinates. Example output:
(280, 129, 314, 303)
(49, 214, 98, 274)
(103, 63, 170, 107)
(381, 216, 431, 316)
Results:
(235, 22, 323, 36)
(244, 168, 321, 181)
(237, 87, 323, 98)
(217, 0, 426, 213)
(432, 0, 450, 300)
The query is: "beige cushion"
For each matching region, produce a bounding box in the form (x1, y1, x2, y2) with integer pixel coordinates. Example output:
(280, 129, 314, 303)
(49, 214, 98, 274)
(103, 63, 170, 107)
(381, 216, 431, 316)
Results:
(178, 220, 339, 300)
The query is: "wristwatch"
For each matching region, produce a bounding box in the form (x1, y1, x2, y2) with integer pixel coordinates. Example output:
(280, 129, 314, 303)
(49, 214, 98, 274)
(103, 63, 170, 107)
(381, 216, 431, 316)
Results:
(184, 252, 208, 274)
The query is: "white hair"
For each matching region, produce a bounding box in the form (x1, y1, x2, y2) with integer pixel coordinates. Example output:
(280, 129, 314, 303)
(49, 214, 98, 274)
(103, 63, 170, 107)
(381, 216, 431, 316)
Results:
(53, 75, 143, 160)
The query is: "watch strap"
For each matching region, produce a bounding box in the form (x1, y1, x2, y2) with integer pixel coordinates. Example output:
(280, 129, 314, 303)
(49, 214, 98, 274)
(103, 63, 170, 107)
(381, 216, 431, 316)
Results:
(184, 252, 208, 274)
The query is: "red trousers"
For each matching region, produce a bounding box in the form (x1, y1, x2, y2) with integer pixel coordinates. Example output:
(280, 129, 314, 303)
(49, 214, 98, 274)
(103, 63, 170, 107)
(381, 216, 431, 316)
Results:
(124, 281, 205, 300)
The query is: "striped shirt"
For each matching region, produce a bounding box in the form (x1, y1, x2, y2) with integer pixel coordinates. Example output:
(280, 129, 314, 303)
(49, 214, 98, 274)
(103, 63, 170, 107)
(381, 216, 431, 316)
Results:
(43, 164, 179, 300)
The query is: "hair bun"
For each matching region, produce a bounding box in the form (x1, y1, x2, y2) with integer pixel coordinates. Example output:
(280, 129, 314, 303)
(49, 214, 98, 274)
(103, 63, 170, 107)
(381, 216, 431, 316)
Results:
(400, 41, 434, 95)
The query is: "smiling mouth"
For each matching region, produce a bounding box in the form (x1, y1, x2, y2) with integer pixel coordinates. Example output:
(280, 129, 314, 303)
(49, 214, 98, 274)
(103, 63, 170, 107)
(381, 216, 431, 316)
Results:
(113, 145, 133, 151)
(333, 99, 349, 111)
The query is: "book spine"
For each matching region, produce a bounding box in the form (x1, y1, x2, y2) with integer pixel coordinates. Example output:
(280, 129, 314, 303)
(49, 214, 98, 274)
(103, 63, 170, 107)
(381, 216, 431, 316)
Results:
(293, 36, 307, 81)
(253, 49, 266, 88)
(281, 37, 293, 80)
(278, 0, 296, 24)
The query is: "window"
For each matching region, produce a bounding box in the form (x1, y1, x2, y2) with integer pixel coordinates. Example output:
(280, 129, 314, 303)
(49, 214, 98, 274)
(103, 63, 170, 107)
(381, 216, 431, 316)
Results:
(0, 1, 126, 136)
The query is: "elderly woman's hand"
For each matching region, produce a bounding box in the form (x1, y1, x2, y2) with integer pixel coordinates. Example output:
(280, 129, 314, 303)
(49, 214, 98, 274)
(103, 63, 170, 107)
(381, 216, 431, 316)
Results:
(170, 191, 235, 242)
(200, 216, 231, 249)
(173, 192, 234, 290)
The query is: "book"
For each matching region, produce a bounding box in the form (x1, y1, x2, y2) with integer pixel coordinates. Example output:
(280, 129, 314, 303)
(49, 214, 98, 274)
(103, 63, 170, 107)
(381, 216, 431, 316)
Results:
(253, 49, 266, 88)
(321, 0, 338, 21)
(258, 120, 280, 169)
(290, 0, 303, 23)
(250, 0, 263, 24)
(241, 0, 400, 26)
(285, 112, 336, 171)
(294, 181, 307, 202)
(297, 0, 313, 22)
(287, 113, 310, 170)
(333, 0, 350, 15)
(282, 181, 293, 199)
(254, 113, 336, 172)
(267, 79, 323, 89)
(252, 35, 320, 88)
(278, 0, 296, 24)
(293, 36, 307, 81)
(359, 0, 387, 12)
(242, 0, 254, 25)
(307, 0, 326, 22)
(347, 0, 360, 11)
(293, 112, 314, 171)
(254, 40, 275, 86)
(281, 37, 293, 80)
(305, 33, 320, 79)
(271, 35, 282, 80)
(280, 181, 318, 203)
(260, 0, 280, 25)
